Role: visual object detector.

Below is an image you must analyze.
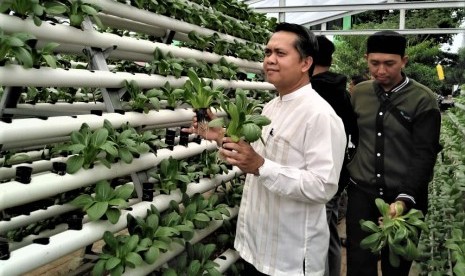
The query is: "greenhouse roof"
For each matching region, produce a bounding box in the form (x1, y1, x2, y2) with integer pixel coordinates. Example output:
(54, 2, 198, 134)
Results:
(245, 0, 465, 31)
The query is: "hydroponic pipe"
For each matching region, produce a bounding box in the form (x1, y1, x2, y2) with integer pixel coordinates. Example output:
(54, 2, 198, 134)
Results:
(83, 0, 250, 45)
(0, 142, 218, 211)
(0, 156, 67, 182)
(214, 249, 241, 273)
(0, 107, 196, 149)
(0, 170, 239, 275)
(0, 14, 262, 72)
(0, 65, 274, 90)
(122, 207, 239, 276)
(0, 204, 76, 235)
(17, 102, 106, 112)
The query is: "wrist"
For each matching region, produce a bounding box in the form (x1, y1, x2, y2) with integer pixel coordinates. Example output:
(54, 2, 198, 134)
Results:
(254, 158, 265, 176)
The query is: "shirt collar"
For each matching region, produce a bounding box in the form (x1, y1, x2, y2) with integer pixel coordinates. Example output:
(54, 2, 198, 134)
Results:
(279, 83, 313, 102)
(391, 72, 409, 93)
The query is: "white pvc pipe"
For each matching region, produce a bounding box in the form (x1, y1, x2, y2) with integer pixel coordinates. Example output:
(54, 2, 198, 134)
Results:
(84, 0, 250, 45)
(0, 171, 239, 275)
(214, 248, 241, 273)
(0, 14, 263, 72)
(0, 106, 196, 147)
(8, 223, 69, 251)
(98, 13, 168, 38)
(0, 156, 68, 181)
(0, 204, 76, 235)
(0, 65, 274, 90)
(0, 142, 220, 211)
(16, 102, 106, 112)
(122, 207, 239, 276)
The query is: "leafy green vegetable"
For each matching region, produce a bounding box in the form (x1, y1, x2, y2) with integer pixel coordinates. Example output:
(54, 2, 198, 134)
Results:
(360, 198, 427, 267)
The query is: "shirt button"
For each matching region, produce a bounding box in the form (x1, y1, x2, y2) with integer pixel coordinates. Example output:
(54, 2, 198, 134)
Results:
(379, 112, 383, 116)
(380, 192, 384, 195)
(377, 174, 381, 177)
(377, 132, 382, 136)
(377, 153, 381, 157)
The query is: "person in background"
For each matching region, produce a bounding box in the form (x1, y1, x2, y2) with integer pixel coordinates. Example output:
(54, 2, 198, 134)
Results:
(349, 74, 369, 95)
(184, 22, 347, 275)
(346, 30, 442, 276)
(310, 35, 358, 276)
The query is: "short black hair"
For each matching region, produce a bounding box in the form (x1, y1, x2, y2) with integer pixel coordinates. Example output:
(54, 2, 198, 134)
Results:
(314, 35, 335, 67)
(274, 22, 318, 61)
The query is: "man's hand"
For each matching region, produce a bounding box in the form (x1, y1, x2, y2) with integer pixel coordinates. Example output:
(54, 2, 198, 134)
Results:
(219, 137, 264, 175)
(389, 201, 406, 218)
(181, 109, 224, 145)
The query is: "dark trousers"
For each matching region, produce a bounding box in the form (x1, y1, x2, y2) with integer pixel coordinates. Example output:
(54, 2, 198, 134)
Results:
(324, 195, 342, 276)
(242, 261, 268, 276)
(346, 184, 413, 276)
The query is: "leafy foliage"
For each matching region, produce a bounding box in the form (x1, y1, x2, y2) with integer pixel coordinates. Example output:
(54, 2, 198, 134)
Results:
(360, 198, 427, 267)
(208, 89, 270, 143)
(57, 123, 118, 174)
(148, 156, 191, 194)
(92, 232, 144, 276)
(71, 180, 134, 224)
(184, 68, 223, 110)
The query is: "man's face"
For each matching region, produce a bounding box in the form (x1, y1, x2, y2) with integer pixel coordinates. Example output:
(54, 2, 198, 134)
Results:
(366, 53, 408, 90)
(263, 31, 310, 93)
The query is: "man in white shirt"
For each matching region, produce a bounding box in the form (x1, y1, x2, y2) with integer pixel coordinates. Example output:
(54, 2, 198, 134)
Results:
(185, 23, 346, 275)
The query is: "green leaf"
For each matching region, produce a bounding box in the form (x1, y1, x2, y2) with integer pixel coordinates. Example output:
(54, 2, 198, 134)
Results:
(105, 257, 121, 270)
(6, 37, 25, 47)
(92, 259, 106, 276)
(194, 213, 211, 222)
(81, 4, 98, 15)
(87, 201, 108, 220)
(114, 184, 134, 200)
(453, 262, 465, 276)
(110, 264, 123, 276)
(108, 198, 128, 208)
(360, 232, 382, 250)
(375, 198, 389, 216)
(95, 181, 113, 201)
(91, 128, 109, 147)
(103, 231, 118, 250)
(126, 235, 140, 252)
(246, 114, 271, 126)
(44, 2, 67, 15)
(70, 194, 93, 208)
(66, 155, 84, 174)
(118, 147, 133, 164)
(242, 123, 262, 142)
(42, 54, 57, 68)
(144, 245, 160, 264)
(146, 213, 159, 229)
(388, 245, 401, 267)
(12, 47, 33, 68)
(125, 252, 143, 267)
(360, 219, 380, 233)
(70, 131, 86, 145)
(105, 208, 121, 224)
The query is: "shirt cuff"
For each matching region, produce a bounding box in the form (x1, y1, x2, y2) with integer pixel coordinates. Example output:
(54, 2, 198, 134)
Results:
(396, 193, 416, 211)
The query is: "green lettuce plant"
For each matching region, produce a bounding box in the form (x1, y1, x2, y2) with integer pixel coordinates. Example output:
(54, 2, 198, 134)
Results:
(360, 198, 428, 267)
(208, 89, 270, 143)
(92, 232, 144, 276)
(70, 180, 134, 224)
(56, 123, 118, 174)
